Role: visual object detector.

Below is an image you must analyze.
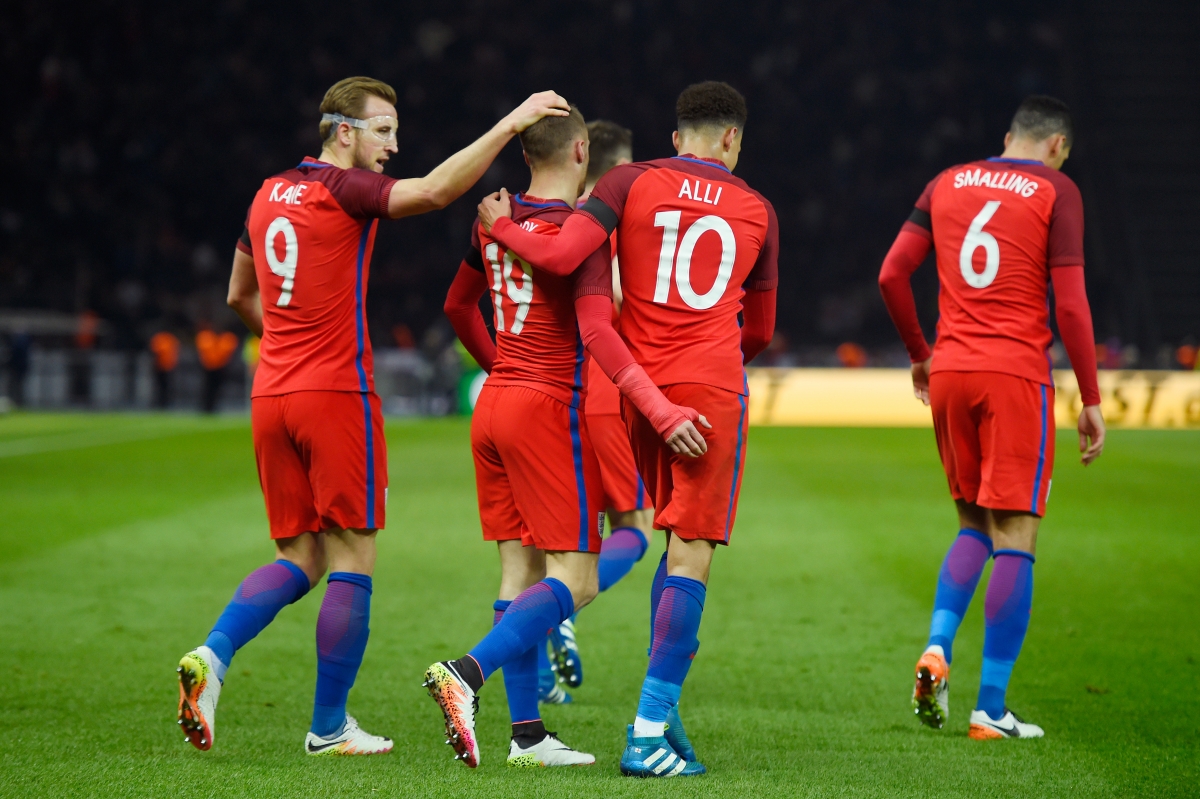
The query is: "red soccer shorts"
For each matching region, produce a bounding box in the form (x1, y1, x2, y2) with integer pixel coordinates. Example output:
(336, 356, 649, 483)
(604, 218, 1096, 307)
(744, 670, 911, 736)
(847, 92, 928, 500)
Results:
(930, 371, 1055, 516)
(251, 391, 388, 539)
(587, 412, 651, 513)
(623, 383, 749, 544)
(471, 384, 604, 552)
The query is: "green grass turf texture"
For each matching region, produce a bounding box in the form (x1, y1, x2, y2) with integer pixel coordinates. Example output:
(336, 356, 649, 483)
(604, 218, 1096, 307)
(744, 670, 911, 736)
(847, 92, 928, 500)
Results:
(0, 413, 1195, 798)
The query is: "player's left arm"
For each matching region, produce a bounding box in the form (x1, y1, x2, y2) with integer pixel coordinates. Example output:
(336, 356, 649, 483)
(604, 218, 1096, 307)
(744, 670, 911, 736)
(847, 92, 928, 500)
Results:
(740, 198, 781, 363)
(476, 190, 611, 276)
(227, 242, 262, 338)
(1047, 177, 1104, 464)
(387, 91, 570, 219)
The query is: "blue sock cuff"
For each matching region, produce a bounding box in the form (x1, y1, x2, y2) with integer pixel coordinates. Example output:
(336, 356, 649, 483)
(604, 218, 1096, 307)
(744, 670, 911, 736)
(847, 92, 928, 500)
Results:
(493, 599, 512, 613)
(275, 559, 313, 601)
(663, 575, 706, 608)
(993, 549, 1035, 564)
(328, 572, 373, 593)
(543, 577, 575, 618)
(612, 526, 649, 553)
(958, 528, 992, 551)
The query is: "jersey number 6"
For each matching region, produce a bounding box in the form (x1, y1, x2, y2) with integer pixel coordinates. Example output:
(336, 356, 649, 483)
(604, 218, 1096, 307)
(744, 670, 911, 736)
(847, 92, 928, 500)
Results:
(959, 200, 1001, 289)
(654, 211, 737, 310)
(485, 243, 533, 334)
(265, 217, 299, 306)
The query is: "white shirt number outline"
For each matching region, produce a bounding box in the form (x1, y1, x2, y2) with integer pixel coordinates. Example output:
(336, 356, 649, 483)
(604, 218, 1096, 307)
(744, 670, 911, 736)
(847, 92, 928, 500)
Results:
(959, 200, 1002, 289)
(265, 217, 299, 307)
(485, 243, 533, 334)
(653, 211, 737, 309)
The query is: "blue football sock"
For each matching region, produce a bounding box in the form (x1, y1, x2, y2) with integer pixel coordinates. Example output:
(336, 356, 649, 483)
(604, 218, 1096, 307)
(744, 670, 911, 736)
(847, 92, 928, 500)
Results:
(928, 528, 992, 662)
(598, 527, 648, 592)
(493, 600, 540, 724)
(311, 572, 372, 738)
(468, 578, 574, 681)
(977, 551, 1035, 719)
(536, 634, 555, 691)
(205, 560, 310, 680)
(637, 576, 705, 724)
(648, 551, 668, 652)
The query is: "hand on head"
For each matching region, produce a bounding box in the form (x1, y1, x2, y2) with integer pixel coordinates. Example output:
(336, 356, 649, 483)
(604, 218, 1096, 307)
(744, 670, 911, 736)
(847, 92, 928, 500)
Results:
(507, 91, 570, 134)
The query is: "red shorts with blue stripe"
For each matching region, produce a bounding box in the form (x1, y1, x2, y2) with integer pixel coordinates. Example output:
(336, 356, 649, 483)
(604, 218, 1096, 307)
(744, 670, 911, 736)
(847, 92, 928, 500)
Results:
(471, 384, 605, 552)
(251, 390, 388, 539)
(930, 371, 1055, 517)
(586, 412, 651, 513)
(623, 383, 749, 544)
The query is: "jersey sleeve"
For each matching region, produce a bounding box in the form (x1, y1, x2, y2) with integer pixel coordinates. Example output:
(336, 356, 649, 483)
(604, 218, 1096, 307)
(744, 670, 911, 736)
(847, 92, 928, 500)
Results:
(745, 196, 780, 290)
(580, 163, 646, 234)
(574, 237, 614, 300)
(327, 169, 398, 219)
(1047, 176, 1086, 268)
(902, 173, 943, 240)
(464, 220, 485, 272)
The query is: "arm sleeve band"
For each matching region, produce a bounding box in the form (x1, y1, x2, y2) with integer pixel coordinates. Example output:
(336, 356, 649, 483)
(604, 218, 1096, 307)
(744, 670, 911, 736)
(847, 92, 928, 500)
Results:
(490, 212, 610, 276)
(1050, 265, 1101, 406)
(878, 229, 934, 363)
(740, 288, 776, 364)
(575, 293, 694, 438)
(443, 262, 496, 374)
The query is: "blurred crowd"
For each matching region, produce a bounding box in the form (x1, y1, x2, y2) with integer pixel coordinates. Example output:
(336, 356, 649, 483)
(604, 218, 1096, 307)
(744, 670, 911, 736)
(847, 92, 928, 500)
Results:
(1, 0, 1195, 407)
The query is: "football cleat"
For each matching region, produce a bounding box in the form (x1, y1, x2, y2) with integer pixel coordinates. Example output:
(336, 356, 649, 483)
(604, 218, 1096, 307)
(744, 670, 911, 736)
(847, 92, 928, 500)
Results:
(968, 708, 1044, 740)
(304, 715, 393, 755)
(424, 661, 480, 768)
(507, 732, 595, 767)
(664, 704, 698, 762)
(548, 616, 583, 688)
(619, 725, 706, 778)
(912, 646, 950, 729)
(177, 646, 221, 751)
(538, 670, 573, 705)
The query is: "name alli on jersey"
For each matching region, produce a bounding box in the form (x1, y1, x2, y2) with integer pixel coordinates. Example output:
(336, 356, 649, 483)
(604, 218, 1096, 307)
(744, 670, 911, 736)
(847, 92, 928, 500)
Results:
(952, 168, 1039, 198)
(677, 178, 723, 206)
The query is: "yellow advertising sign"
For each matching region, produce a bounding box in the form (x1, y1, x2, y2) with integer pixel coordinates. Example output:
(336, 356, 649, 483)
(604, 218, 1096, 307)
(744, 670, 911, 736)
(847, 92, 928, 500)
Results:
(746, 368, 1200, 429)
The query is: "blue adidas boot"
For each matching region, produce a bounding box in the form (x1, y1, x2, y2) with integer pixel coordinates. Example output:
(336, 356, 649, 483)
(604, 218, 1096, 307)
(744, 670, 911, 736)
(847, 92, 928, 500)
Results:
(665, 704, 698, 762)
(619, 725, 706, 778)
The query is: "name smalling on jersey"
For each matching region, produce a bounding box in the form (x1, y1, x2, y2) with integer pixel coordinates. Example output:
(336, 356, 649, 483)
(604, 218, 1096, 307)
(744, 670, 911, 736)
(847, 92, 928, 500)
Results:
(952, 168, 1039, 198)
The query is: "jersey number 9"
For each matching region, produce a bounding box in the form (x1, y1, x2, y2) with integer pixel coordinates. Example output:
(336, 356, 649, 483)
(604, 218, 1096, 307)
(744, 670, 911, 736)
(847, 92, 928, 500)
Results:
(654, 211, 737, 310)
(959, 201, 1001, 289)
(265, 217, 299, 306)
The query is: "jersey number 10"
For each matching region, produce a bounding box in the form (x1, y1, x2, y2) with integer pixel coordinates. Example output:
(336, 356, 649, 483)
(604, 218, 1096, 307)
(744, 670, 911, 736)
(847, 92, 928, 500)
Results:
(959, 201, 1001, 289)
(654, 211, 737, 310)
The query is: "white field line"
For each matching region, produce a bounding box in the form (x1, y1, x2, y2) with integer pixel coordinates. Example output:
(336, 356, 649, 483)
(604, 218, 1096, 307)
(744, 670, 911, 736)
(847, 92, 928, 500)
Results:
(0, 418, 246, 459)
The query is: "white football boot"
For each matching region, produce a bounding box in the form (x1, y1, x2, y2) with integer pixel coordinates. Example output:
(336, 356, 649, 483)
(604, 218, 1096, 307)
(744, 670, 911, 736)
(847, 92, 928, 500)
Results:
(912, 645, 950, 729)
(424, 661, 480, 767)
(968, 708, 1044, 739)
(507, 733, 596, 767)
(177, 646, 222, 751)
(304, 715, 393, 755)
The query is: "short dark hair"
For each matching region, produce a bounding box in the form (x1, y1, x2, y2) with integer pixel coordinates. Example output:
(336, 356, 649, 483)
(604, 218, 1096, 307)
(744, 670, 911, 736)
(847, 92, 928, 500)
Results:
(676, 81, 747, 131)
(319, 76, 398, 143)
(520, 104, 587, 166)
(1010, 95, 1074, 148)
(585, 120, 633, 182)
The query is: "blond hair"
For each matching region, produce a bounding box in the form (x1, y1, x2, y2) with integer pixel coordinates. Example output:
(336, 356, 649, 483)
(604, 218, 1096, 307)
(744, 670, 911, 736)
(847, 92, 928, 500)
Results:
(318, 76, 398, 144)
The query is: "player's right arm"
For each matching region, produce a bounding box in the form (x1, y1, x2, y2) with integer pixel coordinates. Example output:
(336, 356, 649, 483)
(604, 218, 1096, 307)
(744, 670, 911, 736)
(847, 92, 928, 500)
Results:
(574, 239, 710, 457)
(227, 246, 263, 338)
(879, 177, 938, 404)
(477, 189, 611, 276)
(386, 92, 570, 219)
(443, 228, 497, 373)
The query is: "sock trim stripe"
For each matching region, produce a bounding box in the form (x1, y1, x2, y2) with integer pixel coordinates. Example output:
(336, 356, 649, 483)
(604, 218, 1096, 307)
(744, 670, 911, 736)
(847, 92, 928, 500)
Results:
(993, 549, 1036, 563)
(957, 527, 993, 550)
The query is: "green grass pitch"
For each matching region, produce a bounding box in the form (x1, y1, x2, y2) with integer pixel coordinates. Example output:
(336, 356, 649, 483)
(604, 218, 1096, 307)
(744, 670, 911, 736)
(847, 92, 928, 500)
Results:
(0, 413, 1196, 797)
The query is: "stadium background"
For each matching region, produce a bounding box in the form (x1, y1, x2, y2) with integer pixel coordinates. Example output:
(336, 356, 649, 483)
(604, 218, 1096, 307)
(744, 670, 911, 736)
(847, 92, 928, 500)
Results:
(3, 0, 1198, 412)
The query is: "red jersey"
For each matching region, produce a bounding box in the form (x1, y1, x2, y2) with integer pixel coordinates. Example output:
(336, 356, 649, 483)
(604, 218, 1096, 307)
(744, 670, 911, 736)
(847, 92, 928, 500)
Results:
(906, 157, 1085, 386)
(468, 194, 610, 407)
(238, 157, 396, 397)
(585, 306, 622, 415)
(580, 156, 779, 396)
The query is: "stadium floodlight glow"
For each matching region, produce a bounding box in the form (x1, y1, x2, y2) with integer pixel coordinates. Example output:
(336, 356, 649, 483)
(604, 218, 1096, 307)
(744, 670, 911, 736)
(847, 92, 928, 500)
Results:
(321, 113, 398, 145)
